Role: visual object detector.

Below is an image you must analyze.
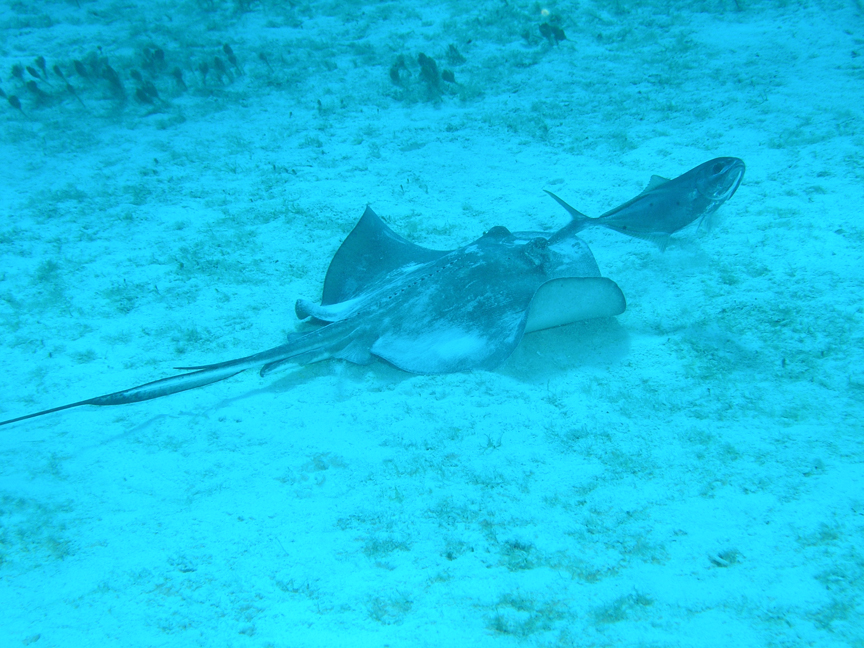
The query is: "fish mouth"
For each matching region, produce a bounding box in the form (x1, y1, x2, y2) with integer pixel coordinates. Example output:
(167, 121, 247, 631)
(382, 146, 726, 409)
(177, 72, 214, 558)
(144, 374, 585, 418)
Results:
(719, 160, 746, 200)
(699, 157, 746, 202)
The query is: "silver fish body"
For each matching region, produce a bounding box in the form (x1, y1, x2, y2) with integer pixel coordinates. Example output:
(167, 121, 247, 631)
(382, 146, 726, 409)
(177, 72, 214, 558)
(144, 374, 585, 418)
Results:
(546, 157, 745, 250)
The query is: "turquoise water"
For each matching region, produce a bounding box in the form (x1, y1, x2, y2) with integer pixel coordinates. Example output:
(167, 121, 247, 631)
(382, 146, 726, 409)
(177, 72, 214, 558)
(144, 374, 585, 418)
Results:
(1, 1, 862, 645)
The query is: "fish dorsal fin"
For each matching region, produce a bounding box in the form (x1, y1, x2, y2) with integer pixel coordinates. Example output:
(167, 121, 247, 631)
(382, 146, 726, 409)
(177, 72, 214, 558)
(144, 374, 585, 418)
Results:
(645, 175, 669, 191)
(321, 206, 447, 306)
(597, 174, 672, 219)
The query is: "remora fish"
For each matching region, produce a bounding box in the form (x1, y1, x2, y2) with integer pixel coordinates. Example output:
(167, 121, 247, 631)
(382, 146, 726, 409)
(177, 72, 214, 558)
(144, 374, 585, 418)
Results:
(545, 157, 745, 251)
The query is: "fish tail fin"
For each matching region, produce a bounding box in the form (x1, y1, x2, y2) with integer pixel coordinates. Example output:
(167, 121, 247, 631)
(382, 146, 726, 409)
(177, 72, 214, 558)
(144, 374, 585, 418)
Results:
(544, 190, 592, 230)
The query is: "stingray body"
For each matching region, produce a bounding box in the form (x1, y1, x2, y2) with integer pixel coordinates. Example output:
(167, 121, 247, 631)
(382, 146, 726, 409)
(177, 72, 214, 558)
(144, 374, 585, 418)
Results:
(545, 157, 745, 250)
(0, 207, 625, 426)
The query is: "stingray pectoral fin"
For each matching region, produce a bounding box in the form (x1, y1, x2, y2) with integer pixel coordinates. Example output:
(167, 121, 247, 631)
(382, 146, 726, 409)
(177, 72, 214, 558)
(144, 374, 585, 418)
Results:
(0, 364, 245, 427)
(524, 277, 626, 334)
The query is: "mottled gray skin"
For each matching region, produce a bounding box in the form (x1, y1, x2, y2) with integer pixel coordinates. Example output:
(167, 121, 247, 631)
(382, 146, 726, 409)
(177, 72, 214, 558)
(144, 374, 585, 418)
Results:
(290, 213, 618, 374)
(546, 157, 746, 250)
(1, 207, 625, 426)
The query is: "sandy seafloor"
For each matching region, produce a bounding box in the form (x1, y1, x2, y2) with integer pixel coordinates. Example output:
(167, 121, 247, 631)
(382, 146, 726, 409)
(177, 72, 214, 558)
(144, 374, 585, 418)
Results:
(1, 0, 863, 646)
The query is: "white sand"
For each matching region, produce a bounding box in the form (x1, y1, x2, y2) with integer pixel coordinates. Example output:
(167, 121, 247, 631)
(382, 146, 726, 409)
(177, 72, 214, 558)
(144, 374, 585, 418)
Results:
(0, 0, 862, 645)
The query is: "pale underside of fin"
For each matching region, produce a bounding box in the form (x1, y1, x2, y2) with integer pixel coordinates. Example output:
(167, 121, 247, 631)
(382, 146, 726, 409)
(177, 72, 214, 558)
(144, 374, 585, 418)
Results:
(370, 277, 625, 373)
(524, 277, 626, 333)
(372, 324, 507, 374)
(295, 295, 362, 322)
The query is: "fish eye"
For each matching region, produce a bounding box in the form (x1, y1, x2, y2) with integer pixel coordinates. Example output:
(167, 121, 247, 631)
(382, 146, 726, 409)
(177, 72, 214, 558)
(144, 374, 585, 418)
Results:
(712, 162, 724, 174)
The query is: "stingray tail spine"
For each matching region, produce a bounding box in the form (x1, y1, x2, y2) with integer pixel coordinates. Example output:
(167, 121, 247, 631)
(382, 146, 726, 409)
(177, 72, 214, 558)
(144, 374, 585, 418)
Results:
(0, 322, 353, 427)
(0, 364, 246, 427)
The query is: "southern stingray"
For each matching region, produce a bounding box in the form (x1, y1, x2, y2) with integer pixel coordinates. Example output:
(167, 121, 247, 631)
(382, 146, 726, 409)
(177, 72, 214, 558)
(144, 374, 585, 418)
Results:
(0, 206, 626, 426)
(0, 156, 745, 426)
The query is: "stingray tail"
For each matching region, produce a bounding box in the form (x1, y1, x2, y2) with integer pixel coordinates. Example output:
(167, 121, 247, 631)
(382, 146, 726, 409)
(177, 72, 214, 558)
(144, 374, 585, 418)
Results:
(0, 364, 247, 427)
(544, 190, 593, 231)
(0, 323, 353, 427)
